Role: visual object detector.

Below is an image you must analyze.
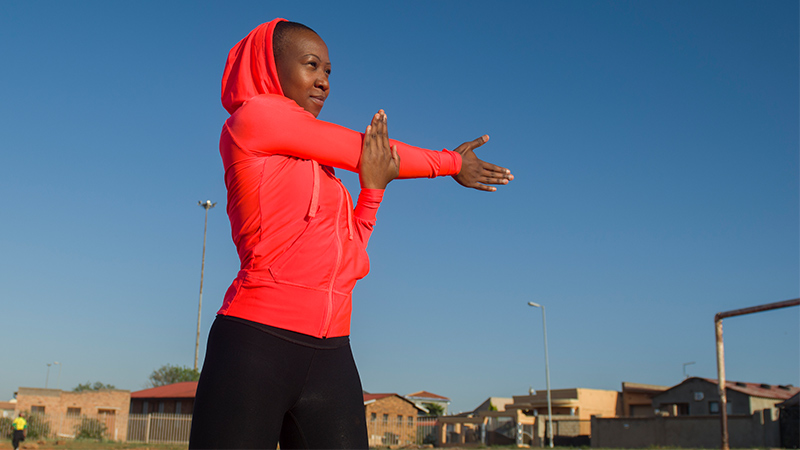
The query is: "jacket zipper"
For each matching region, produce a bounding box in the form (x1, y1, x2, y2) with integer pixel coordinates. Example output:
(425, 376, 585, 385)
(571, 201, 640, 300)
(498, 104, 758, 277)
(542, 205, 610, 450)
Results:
(321, 178, 345, 337)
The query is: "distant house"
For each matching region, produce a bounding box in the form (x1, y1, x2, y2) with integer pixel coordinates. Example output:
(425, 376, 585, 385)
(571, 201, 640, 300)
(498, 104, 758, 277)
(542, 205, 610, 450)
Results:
(130, 381, 197, 415)
(14, 387, 130, 440)
(364, 393, 424, 447)
(777, 392, 799, 448)
(652, 377, 799, 418)
(621, 381, 669, 417)
(471, 397, 513, 415)
(509, 387, 621, 420)
(0, 401, 16, 418)
(405, 391, 451, 415)
(438, 387, 620, 447)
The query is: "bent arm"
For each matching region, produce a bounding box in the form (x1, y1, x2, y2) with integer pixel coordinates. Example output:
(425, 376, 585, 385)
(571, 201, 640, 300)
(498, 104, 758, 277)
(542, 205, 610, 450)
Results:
(227, 94, 461, 178)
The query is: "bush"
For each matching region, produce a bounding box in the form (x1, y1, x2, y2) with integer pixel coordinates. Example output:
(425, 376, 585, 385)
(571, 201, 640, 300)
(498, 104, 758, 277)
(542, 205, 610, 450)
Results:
(0, 417, 11, 439)
(75, 415, 107, 440)
(24, 412, 51, 439)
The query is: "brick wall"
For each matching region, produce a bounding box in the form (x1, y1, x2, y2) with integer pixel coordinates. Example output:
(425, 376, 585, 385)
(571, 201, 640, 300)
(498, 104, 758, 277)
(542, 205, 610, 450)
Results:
(365, 395, 418, 446)
(15, 387, 130, 441)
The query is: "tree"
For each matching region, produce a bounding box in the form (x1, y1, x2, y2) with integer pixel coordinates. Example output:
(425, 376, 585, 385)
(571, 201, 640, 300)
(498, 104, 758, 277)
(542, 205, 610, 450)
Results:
(73, 381, 116, 392)
(148, 364, 200, 387)
(422, 402, 444, 416)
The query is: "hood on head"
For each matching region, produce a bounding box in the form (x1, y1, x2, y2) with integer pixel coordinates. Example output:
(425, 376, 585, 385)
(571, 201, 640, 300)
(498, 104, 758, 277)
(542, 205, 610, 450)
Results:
(221, 18, 286, 115)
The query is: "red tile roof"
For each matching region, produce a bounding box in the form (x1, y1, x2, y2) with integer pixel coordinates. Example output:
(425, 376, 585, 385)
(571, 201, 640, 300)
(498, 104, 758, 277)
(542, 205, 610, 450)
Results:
(131, 381, 198, 399)
(363, 393, 396, 402)
(406, 391, 450, 401)
(700, 378, 798, 400)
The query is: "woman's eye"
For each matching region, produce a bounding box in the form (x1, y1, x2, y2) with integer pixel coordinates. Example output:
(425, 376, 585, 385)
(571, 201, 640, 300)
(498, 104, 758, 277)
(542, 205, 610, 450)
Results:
(325, 69, 331, 75)
(307, 61, 317, 69)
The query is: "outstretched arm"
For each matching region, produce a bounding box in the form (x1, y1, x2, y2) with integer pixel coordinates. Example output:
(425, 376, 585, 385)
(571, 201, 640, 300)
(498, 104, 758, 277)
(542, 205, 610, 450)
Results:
(452, 135, 513, 192)
(228, 95, 459, 179)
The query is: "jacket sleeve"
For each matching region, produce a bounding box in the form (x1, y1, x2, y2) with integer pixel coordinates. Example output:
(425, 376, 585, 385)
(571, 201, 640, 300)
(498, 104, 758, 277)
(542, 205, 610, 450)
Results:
(352, 188, 383, 248)
(226, 94, 462, 179)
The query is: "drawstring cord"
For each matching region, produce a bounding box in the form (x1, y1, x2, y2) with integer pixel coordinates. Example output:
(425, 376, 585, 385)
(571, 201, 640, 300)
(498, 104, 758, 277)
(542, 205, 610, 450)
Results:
(344, 188, 354, 240)
(308, 160, 320, 218)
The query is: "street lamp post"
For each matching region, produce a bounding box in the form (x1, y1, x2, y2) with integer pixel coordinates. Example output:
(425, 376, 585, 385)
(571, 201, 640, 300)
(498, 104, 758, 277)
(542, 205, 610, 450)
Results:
(196, 200, 217, 371)
(45, 363, 52, 388)
(528, 301, 554, 448)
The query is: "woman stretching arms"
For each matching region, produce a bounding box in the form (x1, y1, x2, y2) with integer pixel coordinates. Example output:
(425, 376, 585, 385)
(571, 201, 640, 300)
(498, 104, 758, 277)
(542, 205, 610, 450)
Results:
(188, 18, 513, 449)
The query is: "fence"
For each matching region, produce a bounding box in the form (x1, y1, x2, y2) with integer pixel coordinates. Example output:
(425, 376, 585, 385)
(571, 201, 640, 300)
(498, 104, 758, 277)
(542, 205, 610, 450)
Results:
(1, 413, 463, 446)
(365, 416, 437, 447)
(127, 413, 192, 443)
(0, 412, 119, 441)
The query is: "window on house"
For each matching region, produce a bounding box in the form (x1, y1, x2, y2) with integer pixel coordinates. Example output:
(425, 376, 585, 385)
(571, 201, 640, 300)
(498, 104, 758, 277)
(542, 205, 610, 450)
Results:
(397, 414, 403, 424)
(31, 406, 45, 414)
(143, 401, 149, 414)
(67, 407, 81, 416)
(176, 402, 182, 414)
(709, 401, 733, 414)
(382, 414, 388, 424)
(158, 402, 165, 413)
(370, 412, 376, 422)
(408, 416, 414, 427)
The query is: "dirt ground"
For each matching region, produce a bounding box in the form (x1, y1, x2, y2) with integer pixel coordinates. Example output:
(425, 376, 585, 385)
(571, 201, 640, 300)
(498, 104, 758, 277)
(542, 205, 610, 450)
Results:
(0, 439, 187, 450)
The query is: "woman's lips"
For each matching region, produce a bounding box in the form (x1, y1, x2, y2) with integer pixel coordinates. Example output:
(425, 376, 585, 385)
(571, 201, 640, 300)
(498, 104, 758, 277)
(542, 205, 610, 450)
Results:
(310, 96, 325, 106)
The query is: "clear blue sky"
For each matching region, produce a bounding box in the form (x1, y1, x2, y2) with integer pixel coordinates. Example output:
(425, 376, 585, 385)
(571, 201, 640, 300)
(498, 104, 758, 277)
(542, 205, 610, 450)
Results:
(1, 0, 797, 414)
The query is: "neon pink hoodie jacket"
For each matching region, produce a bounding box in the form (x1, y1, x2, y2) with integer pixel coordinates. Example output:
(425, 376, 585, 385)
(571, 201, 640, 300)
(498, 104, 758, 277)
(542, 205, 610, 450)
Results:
(217, 18, 462, 338)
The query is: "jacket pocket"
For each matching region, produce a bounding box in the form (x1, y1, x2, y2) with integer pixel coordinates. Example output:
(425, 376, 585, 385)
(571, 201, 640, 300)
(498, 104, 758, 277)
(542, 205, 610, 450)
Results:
(267, 215, 325, 283)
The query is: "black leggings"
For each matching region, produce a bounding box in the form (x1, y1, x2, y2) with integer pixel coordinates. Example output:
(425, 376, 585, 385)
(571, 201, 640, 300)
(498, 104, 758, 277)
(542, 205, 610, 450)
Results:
(189, 316, 368, 449)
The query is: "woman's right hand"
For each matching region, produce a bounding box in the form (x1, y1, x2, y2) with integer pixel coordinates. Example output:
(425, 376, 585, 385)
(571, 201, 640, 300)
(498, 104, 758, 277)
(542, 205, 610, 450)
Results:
(359, 110, 400, 190)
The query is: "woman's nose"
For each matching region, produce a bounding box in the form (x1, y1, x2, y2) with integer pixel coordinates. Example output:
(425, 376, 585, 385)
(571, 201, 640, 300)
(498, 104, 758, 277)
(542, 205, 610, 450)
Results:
(316, 75, 329, 91)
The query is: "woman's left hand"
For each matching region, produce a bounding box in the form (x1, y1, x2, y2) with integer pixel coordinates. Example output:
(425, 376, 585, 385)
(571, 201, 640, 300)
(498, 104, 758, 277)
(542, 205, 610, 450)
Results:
(452, 135, 513, 192)
(359, 110, 400, 190)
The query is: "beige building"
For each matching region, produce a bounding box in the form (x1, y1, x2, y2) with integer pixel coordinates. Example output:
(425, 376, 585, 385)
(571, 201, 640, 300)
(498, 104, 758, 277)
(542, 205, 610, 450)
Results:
(620, 382, 669, 417)
(471, 397, 513, 414)
(437, 387, 621, 447)
(509, 387, 621, 419)
(15, 387, 131, 441)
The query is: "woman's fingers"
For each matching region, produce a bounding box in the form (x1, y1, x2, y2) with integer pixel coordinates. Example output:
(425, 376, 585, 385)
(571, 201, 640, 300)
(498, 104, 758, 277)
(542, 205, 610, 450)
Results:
(481, 166, 513, 183)
(453, 135, 489, 156)
(380, 111, 391, 151)
(359, 110, 398, 190)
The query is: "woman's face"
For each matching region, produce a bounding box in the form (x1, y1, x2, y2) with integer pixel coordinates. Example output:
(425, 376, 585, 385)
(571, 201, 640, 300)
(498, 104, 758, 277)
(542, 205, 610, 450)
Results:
(275, 29, 330, 118)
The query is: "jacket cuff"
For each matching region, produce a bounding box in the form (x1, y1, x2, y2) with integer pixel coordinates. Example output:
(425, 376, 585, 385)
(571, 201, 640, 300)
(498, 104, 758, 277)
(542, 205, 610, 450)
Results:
(354, 189, 385, 223)
(440, 150, 462, 176)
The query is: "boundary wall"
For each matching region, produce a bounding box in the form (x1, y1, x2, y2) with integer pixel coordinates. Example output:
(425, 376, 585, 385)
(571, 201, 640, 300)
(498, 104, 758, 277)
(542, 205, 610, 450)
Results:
(591, 410, 779, 448)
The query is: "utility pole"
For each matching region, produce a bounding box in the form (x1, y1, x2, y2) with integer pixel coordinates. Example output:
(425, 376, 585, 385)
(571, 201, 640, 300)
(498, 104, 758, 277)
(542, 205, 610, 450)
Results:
(195, 200, 216, 371)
